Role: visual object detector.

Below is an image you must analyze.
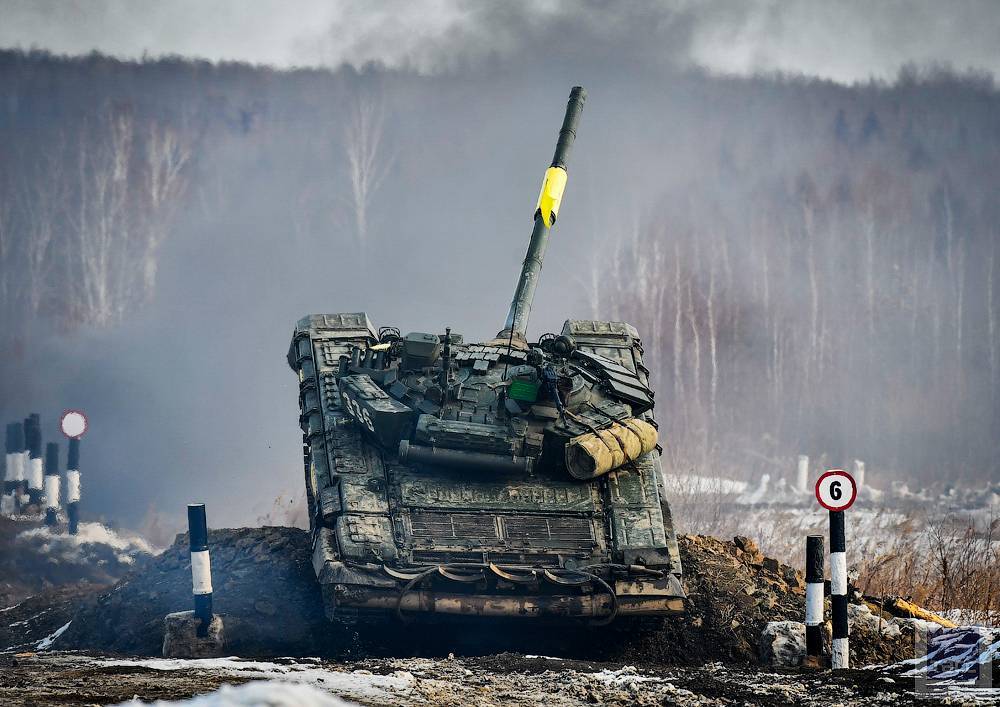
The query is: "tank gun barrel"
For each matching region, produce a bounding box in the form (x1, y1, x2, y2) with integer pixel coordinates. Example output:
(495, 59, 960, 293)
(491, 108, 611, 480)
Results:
(501, 86, 586, 340)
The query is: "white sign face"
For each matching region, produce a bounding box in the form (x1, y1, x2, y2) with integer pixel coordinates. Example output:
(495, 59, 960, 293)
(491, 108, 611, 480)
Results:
(60, 410, 88, 439)
(815, 469, 857, 512)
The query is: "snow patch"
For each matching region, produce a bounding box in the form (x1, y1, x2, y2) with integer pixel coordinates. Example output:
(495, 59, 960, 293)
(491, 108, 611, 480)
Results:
(589, 665, 661, 686)
(93, 657, 415, 703)
(36, 620, 71, 650)
(664, 474, 749, 495)
(111, 681, 358, 707)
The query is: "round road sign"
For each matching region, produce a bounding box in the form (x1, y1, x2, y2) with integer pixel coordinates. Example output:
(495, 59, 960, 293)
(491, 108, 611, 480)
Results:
(815, 469, 857, 512)
(60, 410, 88, 439)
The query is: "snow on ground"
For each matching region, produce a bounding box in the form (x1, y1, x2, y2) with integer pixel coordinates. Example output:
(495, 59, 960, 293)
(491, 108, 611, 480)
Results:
(9, 650, 1000, 706)
(112, 681, 358, 707)
(663, 474, 749, 495)
(665, 471, 997, 569)
(94, 657, 416, 704)
(35, 621, 71, 650)
(941, 610, 1000, 627)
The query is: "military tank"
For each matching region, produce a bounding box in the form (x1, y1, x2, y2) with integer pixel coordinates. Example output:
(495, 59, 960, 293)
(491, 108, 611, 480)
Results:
(288, 87, 683, 623)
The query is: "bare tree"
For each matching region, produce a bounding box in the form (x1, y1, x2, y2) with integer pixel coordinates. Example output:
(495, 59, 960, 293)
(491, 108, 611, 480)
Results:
(72, 108, 134, 326)
(17, 146, 63, 319)
(141, 121, 192, 298)
(342, 88, 392, 266)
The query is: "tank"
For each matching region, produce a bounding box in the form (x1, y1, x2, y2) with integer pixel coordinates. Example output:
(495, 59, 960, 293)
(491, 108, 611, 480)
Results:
(287, 87, 683, 623)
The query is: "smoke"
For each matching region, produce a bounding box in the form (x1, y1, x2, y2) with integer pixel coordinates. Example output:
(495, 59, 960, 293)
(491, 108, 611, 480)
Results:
(0, 4, 998, 530)
(17, 522, 156, 566)
(1, 1, 998, 83)
(9, 522, 155, 589)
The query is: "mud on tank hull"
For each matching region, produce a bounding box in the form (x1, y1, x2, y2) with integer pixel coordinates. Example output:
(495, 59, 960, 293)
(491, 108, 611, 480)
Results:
(289, 313, 685, 623)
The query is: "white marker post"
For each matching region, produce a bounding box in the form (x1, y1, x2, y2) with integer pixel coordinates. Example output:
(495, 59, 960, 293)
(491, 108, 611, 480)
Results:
(3, 423, 23, 513)
(60, 411, 88, 535)
(66, 439, 81, 534)
(188, 503, 213, 637)
(0, 423, 21, 516)
(26, 414, 43, 507)
(13, 422, 27, 509)
(797, 454, 809, 493)
(44, 442, 60, 527)
(816, 469, 857, 670)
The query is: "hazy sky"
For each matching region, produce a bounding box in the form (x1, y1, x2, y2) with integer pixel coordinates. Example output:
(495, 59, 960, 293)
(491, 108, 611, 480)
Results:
(1, 0, 998, 83)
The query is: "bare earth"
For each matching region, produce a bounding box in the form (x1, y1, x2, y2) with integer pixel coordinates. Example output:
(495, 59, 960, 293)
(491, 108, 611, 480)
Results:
(2, 651, 985, 706)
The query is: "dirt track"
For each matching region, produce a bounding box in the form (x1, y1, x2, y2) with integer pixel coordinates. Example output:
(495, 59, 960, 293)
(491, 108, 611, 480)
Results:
(1, 651, 979, 706)
(3, 521, 993, 705)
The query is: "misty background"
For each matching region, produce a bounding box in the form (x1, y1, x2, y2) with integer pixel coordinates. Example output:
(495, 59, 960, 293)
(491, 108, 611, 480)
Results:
(1, 1, 998, 535)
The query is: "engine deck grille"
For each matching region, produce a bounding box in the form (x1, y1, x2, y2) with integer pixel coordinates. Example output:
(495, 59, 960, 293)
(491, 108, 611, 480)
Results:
(411, 550, 565, 566)
(504, 515, 595, 543)
(407, 510, 596, 550)
(410, 512, 497, 540)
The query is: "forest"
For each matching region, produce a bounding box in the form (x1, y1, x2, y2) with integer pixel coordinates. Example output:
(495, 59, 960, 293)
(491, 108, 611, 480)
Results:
(0, 49, 997, 522)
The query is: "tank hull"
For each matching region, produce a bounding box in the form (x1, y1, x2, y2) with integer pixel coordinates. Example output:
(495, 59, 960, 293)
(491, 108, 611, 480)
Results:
(289, 314, 684, 622)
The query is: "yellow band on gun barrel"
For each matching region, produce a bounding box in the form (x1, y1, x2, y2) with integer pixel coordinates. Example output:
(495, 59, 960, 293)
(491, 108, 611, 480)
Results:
(535, 166, 568, 227)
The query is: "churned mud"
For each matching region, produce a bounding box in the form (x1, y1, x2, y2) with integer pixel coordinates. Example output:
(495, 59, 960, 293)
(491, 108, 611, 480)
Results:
(2, 522, 989, 705)
(0, 651, 969, 706)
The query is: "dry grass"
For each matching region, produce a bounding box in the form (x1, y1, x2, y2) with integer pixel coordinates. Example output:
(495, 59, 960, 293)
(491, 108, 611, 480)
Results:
(664, 470, 1000, 625)
(856, 510, 1000, 624)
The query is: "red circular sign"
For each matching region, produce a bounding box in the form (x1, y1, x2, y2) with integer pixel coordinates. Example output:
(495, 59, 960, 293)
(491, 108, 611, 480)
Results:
(815, 469, 857, 511)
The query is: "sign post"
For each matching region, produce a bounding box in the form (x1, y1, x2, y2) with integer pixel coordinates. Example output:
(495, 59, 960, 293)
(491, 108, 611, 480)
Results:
(816, 469, 857, 670)
(60, 410, 88, 535)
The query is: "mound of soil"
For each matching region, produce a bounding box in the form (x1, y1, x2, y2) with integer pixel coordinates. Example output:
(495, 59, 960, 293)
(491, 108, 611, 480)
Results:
(596, 535, 809, 665)
(59, 526, 332, 657)
(36, 527, 915, 667)
(0, 583, 102, 652)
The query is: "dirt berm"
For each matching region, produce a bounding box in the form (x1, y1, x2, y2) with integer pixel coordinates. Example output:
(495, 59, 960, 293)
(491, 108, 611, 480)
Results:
(48, 527, 914, 665)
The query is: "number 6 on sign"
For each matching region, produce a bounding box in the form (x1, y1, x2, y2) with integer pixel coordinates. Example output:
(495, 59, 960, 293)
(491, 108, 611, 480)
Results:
(815, 469, 857, 512)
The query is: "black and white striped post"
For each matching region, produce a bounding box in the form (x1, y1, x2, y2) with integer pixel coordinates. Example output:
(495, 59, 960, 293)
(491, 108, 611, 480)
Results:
(25, 414, 43, 507)
(59, 411, 88, 535)
(4, 423, 23, 503)
(66, 438, 81, 535)
(188, 503, 213, 637)
(830, 510, 849, 669)
(4, 424, 14, 495)
(3, 424, 17, 515)
(44, 442, 60, 527)
(805, 534, 825, 661)
(12, 422, 28, 509)
(815, 469, 857, 671)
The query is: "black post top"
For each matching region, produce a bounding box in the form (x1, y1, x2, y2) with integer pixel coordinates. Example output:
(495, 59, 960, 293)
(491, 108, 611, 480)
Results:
(45, 442, 59, 476)
(187, 503, 209, 551)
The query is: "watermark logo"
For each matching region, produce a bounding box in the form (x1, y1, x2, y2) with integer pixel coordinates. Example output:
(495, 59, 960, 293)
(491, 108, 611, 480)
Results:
(910, 625, 995, 694)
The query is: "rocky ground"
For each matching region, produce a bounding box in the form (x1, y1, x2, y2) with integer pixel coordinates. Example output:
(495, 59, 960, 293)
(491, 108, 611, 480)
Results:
(1, 651, 986, 706)
(1, 520, 994, 705)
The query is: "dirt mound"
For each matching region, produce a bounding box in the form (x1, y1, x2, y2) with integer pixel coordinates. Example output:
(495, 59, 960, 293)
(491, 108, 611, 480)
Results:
(594, 534, 808, 665)
(677, 534, 808, 662)
(0, 583, 102, 653)
(59, 526, 333, 656)
(41, 527, 916, 667)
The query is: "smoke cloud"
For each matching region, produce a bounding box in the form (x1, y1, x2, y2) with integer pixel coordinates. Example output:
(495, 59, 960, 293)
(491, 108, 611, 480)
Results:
(0, 3, 998, 533)
(1, 1, 998, 82)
